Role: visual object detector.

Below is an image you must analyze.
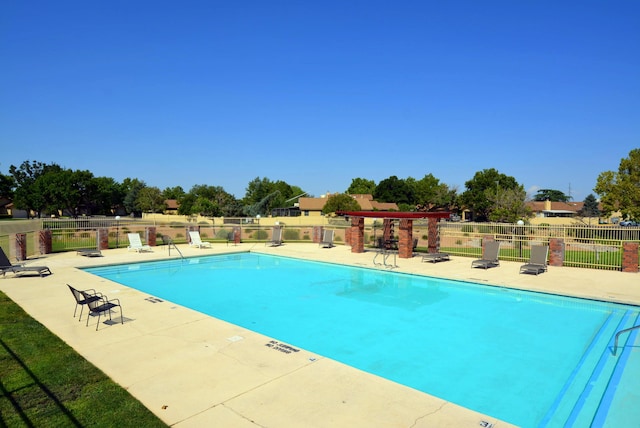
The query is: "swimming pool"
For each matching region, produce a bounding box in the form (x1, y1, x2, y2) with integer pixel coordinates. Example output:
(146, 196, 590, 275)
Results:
(84, 253, 640, 427)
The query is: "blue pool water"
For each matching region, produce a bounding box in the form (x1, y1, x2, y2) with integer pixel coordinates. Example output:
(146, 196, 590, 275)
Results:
(84, 253, 640, 427)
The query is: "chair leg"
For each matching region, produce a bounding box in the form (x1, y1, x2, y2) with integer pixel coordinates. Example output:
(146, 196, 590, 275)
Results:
(95, 312, 101, 331)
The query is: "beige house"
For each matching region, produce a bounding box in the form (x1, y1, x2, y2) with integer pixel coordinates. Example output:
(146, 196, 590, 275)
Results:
(526, 199, 612, 225)
(298, 194, 398, 217)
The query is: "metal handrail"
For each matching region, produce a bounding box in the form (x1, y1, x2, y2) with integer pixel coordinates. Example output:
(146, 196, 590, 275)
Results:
(163, 236, 184, 260)
(612, 325, 640, 356)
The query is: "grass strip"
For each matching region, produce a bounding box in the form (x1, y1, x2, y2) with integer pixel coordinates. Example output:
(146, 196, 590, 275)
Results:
(0, 291, 167, 427)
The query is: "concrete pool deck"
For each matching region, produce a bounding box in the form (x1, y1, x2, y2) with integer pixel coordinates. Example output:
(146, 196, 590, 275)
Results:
(1, 243, 639, 427)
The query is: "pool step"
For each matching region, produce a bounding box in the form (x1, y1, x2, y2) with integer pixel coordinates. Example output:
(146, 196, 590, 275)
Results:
(540, 310, 640, 427)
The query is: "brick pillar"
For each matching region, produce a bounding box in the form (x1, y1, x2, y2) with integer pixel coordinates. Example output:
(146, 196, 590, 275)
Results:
(312, 226, 324, 244)
(146, 227, 157, 246)
(350, 217, 365, 253)
(398, 219, 413, 258)
(345, 228, 352, 246)
(382, 219, 393, 242)
(622, 242, 639, 273)
(427, 217, 439, 253)
(15, 233, 27, 261)
(38, 229, 52, 254)
(233, 227, 241, 244)
(97, 228, 110, 250)
(549, 238, 564, 267)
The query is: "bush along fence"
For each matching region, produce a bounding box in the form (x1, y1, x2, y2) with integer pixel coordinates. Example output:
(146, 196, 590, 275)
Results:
(0, 219, 638, 272)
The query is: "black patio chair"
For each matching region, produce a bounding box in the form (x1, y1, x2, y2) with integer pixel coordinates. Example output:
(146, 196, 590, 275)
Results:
(67, 284, 102, 321)
(81, 290, 124, 330)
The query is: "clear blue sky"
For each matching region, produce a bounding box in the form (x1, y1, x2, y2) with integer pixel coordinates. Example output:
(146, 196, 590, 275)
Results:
(2, 1, 638, 202)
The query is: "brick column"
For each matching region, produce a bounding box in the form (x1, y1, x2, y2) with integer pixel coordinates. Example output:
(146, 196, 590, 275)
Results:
(15, 233, 27, 261)
(146, 227, 157, 246)
(549, 238, 564, 267)
(427, 217, 439, 253)
(312, 226, 324, 244)
(622, 242, 639, 273)
(345, 228, 352, 246)
(233, 227, 241, 244)
(398, 219, 414, 258)
(350, 217, 365, 253)
(97, 228, 110, 250)
(38, 229, 52, 254)
(382, 219, 394, 242)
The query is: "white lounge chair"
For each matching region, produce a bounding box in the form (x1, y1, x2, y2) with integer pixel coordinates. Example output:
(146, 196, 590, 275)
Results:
(319, 230, 334, 248)
(189, 231, 212, 248)
(127, 233, 152, 252)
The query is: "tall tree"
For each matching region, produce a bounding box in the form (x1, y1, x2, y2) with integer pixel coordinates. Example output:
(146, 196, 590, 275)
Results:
(121, 178, 146, 216)
(0, 173, 15, 199)
(9, 160, 61, 217)
(322, 193, 361, 215)
(374, 176, 414, 205)
(579, 194, 600, 218)
(409, 174, 457, 211)
(486, 185, 532, 223)
(136, 186, 166, 213)
(595, 149, 640, 220)
(533, 189, 570, 202)
(162, 186, 185, 200)
(460, 168, 519, 221)
(347, 178, 376, 195)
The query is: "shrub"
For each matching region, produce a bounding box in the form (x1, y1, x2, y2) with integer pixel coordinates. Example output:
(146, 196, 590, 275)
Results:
(461, 224, 474, 233)
(283, 229, 300, 240)
(254, 229, 268, 240)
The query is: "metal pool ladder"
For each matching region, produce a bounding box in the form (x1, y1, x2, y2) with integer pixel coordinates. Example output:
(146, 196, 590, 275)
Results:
(163, 235, 184, 260)
(612, 324, 640, 356)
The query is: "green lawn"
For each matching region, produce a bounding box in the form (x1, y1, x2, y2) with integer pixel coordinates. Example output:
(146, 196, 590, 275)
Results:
(0, 291, 167, 427)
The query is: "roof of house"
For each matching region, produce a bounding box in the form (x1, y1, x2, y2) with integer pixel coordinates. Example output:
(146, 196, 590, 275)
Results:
(164, 199, 179, 210)
(298, 195, 399, 212)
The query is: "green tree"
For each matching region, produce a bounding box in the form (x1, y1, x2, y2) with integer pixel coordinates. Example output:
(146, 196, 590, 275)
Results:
(595, 149, 640, 220)
(322, 193, 361, 215)
(162, 186, 185, 200)
(374, 176, 414, 205)
(460, 168, 519, 221)
(135, 186, 166, 213)
(533, 189, 570, 202)
(486, 185, 532, 223)
(347, 178, 376, 195)
(409, 174, 458, 211)
(0, 173, 15, 199)
(121, 178, 146, 216)
(9, 160, 61, 217)
(579, 194, 600, 219)
(90, 176, 124, 215)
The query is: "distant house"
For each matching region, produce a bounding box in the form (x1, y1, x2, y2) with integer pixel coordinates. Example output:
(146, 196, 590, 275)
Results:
(164, 199, 179, 215)
(295, 194, 399, 217)
(526, 199, 611, 224)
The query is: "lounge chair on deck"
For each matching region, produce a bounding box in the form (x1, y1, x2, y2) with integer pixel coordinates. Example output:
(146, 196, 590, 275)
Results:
(81, 290, 124, 330)
(319, 230, 335, 248)
(189, 231, 212, 248)
(422, 252, 450, 263)
(471, 241, 501, 269)
(266, 228, 283, 247)
(77, 248, 102, 257)
(67, 284, 102, 321)
(0, 247, 52, 277)
(127, 233, 152, 252)
(520, 245, 549, 275)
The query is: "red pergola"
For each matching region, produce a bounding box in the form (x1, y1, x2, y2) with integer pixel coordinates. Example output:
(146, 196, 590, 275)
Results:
(336, 211, 451, 258)
(336, 211, 450, 219)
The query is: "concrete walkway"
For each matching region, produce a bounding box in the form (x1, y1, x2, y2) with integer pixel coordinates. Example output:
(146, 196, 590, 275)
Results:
(1, 243, 638, 427)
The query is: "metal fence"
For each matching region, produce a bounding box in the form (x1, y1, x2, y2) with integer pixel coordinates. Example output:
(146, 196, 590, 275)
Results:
(1, 218, 638, 271)
(439, 222, 639, 271)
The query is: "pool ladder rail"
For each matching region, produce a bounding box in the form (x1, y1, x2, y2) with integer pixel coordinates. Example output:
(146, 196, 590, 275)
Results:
(162, 235, 184, 260)
(612, 324, 640, 356)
